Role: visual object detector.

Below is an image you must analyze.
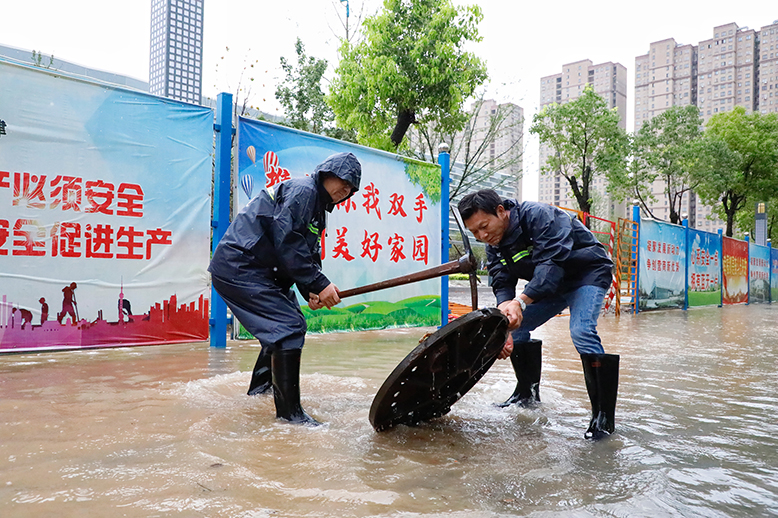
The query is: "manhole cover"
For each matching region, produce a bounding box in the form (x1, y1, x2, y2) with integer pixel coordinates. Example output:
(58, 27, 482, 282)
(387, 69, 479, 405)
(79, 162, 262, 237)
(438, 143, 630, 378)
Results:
(369, 308, 509, 432)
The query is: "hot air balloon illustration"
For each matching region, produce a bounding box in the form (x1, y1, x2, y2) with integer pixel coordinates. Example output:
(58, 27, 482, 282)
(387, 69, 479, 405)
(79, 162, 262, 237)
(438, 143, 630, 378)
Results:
(246, 145, 256, 165)
(263, 151, 278, 173)
(241, 174, 254, 199)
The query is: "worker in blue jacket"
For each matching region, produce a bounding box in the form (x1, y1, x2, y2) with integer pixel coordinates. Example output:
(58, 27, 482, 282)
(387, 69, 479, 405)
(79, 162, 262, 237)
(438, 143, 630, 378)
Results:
(458, 189, 619, 440)
(209, 152, 361, 426)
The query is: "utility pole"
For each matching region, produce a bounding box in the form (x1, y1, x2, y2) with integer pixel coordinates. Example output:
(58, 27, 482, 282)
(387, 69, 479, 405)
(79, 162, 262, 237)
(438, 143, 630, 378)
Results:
(340, 0, 350, 40)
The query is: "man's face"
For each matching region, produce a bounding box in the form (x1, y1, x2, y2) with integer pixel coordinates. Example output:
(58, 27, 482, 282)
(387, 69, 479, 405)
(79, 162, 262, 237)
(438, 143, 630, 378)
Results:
(323, 175, 353, 205)
(463, 206, 510, 247)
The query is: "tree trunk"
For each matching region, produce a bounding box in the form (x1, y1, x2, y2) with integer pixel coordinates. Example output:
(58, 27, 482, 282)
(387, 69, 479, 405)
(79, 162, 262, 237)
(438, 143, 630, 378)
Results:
(391, 109, 416, 148)
(725, 210, 735, 237)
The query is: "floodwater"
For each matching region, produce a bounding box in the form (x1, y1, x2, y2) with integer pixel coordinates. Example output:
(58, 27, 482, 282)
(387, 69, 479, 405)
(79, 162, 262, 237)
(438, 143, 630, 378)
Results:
(1, 301, 778, 517)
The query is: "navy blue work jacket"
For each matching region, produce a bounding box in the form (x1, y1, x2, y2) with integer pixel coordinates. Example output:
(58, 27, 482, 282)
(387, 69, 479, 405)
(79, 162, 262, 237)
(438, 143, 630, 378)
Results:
(208, 173, 332, 299)
(487, 200, 613, 305)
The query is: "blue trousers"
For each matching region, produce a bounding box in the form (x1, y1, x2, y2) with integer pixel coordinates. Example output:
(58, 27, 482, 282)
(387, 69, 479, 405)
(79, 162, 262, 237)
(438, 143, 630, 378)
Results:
(211, 274, 306, 352)
(512, 285, 606, 355)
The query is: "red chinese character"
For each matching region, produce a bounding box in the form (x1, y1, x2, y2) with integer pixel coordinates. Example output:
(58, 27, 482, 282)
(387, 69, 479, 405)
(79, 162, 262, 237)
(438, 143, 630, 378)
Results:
(86, 224, 114, 258)
(12, 172, 47, 209)
(360, 230, 382, 263)
(413, 193, 428, 223)
(0, 171, 10, 189)
(387, 233, 406, 263)
(0, 219, 8, 256)
(265, 165, 291, 188)
(49, 176, 82, 212)
(336, 197, 357, 213)
(362, 182, 382, 220)
(413, 235, 429, 265)
(332, 227, 355, 261)
(146, 228, 173, 259)
(387, 193, 407, 217)
(85, 180, 115, 215)
(116, 183, 144, 217)
(116, 226, 145, 259)
(13, 219, 46, 256)
(51, 222, 82, 258)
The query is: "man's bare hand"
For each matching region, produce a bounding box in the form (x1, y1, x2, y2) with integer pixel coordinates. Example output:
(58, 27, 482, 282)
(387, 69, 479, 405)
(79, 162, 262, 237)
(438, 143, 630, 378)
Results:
(308, 294, 324, 310)
(497, 332, 514, 360)
(317, 283, 341, 309)
(497, 299, 523, 330)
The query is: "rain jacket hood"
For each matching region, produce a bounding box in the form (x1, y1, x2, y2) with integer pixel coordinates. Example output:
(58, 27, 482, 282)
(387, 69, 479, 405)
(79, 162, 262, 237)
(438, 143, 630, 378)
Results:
(314, 152, 361, 211)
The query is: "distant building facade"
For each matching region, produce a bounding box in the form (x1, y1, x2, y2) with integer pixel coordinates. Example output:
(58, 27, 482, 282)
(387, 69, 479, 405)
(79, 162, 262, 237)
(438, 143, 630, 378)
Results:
(464, 99, 524, 202)
(537, 59, 628, 220)
(0, 44, 148, 91)
(634, 20, 778, 233)
(149, 0, 204, 105)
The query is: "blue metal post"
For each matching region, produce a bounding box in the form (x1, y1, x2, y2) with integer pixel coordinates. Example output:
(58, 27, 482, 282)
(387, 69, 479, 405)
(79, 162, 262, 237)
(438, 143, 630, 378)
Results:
(769, 239, 773, 305)
(210, 92, 233, 348)
(632, 203, 640, 314)
(438, 144, 451, 327)
(718, 229, 723, 307)
(745, 233, 750, 305)
(682, 217, 689, 310)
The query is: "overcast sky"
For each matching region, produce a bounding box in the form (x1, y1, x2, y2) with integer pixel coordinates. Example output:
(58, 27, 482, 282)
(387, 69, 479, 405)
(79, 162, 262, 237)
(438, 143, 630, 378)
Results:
(2, 0, 775, 199)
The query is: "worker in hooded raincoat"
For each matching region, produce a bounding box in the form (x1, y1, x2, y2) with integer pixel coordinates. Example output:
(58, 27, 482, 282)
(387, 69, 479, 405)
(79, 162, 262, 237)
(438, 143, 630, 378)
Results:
(209, 152, 362, 425)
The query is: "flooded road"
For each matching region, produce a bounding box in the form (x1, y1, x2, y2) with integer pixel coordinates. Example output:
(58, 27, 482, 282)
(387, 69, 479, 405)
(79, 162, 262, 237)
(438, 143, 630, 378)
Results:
(1, 303, 777, 517)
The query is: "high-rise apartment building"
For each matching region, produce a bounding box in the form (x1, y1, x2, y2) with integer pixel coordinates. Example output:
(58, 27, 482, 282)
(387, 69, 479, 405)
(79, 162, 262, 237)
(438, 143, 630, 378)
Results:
(697, 23, 758, 123)
(149, 0, 204, 105)
(757, 20, 778, 114)
(634, 21, 778, 233)
(466, 99, 524, 202)
(537, 59, 628, 219)
(634, 38, 701, 227)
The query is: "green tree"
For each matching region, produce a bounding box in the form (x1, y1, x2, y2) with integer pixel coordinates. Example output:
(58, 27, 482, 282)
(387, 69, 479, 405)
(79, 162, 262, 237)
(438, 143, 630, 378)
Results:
(275, 38, 334, 134)
(693, 107, 778, 237)
(611, 106, 703, 224)
(529, 85, 629, 217)
(329, 0, 488, 151)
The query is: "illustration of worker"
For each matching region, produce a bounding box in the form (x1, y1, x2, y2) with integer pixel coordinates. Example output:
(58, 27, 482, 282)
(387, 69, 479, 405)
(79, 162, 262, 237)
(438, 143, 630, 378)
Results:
(12, 307, 33, 330)
(39, 297, 49, 324)
(57, 282, 78, 325)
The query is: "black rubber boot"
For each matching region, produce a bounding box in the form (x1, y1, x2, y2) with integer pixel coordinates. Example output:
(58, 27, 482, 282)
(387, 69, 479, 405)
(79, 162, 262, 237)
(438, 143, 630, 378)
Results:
(497, 338, 542, 408)
(271, 349, 321, 426)
(581, 353, 620, 440)
(247, 346, 272, 396)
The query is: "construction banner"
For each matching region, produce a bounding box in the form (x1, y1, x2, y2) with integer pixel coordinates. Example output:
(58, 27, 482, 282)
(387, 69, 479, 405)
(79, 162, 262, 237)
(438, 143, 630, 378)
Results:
(235, 118, 442, 334)
(0, 58, 213, 353)
(722, 237, 748, 304)
(749, 243, 771, 303)
(638, 219, 686, 310)
(687, 228, 722, 307)
(772, 248, 778, 302)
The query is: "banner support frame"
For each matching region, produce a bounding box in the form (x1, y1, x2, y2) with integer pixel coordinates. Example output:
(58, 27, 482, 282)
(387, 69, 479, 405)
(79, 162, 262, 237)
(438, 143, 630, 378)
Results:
(210, 92, 233, 348)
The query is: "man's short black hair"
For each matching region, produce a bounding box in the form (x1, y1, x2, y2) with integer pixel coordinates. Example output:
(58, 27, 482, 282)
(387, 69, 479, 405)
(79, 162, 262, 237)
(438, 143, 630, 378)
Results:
(457, 189, 504, 220)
